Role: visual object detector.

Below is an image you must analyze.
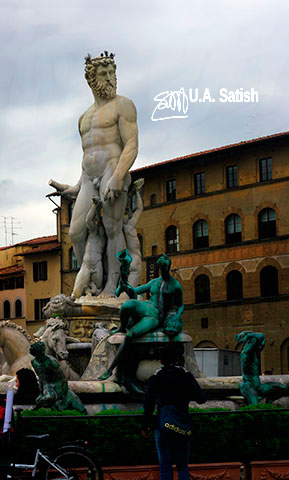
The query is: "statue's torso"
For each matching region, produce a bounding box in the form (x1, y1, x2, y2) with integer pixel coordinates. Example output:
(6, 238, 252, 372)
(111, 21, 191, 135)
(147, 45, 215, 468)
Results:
(80, 98, 123, 178)
(150, 276, 180, 312)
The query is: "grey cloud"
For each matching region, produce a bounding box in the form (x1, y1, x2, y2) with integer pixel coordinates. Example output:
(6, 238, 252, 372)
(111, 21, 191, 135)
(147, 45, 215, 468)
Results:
(1, 0, 289, 244)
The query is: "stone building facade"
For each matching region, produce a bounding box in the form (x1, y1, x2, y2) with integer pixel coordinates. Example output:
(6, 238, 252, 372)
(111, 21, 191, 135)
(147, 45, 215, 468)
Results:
(130, 131, 289, 374)
(0, 236, 61, 335)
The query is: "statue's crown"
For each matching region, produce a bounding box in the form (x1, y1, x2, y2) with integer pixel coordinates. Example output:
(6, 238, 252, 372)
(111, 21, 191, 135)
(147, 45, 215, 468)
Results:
(85, 51, 115, 65)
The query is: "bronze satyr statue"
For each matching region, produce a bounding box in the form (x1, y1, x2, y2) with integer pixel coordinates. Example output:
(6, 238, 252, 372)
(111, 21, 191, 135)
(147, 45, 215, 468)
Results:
(236, 331, 288, 405)
(99, 253, 184, 392)
(30, 342, 86, 414)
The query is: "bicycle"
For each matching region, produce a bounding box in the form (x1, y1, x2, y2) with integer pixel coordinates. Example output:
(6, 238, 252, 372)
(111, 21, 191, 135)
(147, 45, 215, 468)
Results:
(1, 430, 102, 479)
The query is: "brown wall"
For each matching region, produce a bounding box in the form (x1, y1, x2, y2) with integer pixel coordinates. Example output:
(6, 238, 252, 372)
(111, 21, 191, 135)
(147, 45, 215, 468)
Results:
(132, 136, 289, 374)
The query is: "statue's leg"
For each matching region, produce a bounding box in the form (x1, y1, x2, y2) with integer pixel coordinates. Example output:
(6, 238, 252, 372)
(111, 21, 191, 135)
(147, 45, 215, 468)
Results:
(99, 309, 159, 381)
(259, 382, 288, 402)
(240, 380, 259, 405)
(98, 172, 130, 297)
(69, 175, 95, 265)
(72, 262, 90, 299)
(110, 300, 140, 334)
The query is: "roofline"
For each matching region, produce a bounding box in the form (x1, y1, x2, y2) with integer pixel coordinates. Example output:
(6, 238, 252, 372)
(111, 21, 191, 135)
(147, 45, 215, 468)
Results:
(131, 130, 289, 174)
(15, 245, 60, 256)
(0, 235, 57, 251)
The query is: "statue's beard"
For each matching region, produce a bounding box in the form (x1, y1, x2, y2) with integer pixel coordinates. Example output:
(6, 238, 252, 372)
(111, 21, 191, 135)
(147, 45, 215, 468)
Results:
(91, 78, 117, 99)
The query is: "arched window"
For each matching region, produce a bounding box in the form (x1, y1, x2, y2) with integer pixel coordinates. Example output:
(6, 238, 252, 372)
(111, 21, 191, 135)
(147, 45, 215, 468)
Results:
(195, 274, 210, 304)
(225, 214, 242, 244)
(3, 300, 10, 319)
(226, 270, 243, 300)
(165, 226, 179, 253)
(69, 247, 80, 270)
(258, 208, 276, 239)
(137, 233, 143, 257)
(193, 220, 209, 249)
(260, 266, 279, 297)
(150, 194, 156, 206)
(15, 299, 23, 318)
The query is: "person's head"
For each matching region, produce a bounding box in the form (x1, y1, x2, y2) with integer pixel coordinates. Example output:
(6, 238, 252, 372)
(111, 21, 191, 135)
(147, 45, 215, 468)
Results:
(159, 343, 184, 367)
(16, 368, 37, 388)
(84, 51, 117, 99)
(157, 254, 171, 278)
(16, 368, 39, 400)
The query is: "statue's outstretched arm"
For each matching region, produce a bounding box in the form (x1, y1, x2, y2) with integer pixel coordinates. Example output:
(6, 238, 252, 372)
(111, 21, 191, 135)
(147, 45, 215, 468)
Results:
(48, 175, 81, 200)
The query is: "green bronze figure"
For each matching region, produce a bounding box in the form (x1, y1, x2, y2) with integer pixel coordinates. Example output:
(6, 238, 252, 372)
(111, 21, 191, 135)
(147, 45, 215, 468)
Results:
(30, 342, 87, 414)
(115, 249, 135, 298)
(99, 253, 184, 392)
(236, 331, 288, 405)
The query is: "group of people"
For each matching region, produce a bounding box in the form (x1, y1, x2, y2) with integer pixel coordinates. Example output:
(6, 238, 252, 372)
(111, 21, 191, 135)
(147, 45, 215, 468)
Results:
(0, 344, 205, 480)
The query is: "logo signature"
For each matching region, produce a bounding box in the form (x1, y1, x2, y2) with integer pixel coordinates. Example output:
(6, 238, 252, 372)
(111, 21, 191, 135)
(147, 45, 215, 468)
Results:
(151, 87, 259, 121)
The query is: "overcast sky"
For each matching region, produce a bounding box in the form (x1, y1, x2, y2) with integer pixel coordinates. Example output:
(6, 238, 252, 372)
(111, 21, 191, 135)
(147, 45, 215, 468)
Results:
(0, 0, 288, 247)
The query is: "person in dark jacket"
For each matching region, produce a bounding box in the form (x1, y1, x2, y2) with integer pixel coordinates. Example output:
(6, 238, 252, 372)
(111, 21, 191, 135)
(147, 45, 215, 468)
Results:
(142, 343, 206, 480)
(15, 368, 39, 404)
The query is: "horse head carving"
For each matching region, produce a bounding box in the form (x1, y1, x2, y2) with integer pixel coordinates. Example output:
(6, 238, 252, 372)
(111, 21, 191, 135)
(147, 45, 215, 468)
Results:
(0, 321, 33, 377)
(36, 317, 80, 380)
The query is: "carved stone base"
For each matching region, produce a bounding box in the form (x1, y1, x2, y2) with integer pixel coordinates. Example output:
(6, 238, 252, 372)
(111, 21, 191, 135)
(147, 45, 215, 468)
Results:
(81, 331, 202, 383)
(102, 462, 243, 480)
(250, 460, 289, 480)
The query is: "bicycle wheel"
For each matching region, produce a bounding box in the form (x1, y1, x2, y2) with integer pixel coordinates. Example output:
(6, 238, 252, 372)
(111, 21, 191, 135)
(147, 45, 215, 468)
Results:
(44, 448, 102, 480)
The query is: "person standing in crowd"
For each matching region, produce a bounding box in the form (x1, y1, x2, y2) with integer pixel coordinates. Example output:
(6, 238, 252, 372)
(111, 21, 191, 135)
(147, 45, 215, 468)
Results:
(15, 368, 39, 404)
(142, 343, 206, 480)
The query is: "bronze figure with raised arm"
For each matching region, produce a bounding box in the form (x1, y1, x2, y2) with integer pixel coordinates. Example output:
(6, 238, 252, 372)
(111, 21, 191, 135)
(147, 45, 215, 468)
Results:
(99, 254, 184, 391)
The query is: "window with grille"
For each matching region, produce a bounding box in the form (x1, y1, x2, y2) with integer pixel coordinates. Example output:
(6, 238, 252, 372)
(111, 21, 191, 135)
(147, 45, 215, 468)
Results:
(165, 226, 179, 253)
(193, 220, 209, 249)
(34, 298, 50, 321)
(69, 248, 80, 270)
(226, 165, 238, 188)
(258, 208, 276, 239)
(166, 179, 176, 202)
(225, 214, 242, 244)
(259, 158, 272, 182)
(194, 172, 205, 195)
(195, 274, 211, 303)
(33, 261, 47, 282)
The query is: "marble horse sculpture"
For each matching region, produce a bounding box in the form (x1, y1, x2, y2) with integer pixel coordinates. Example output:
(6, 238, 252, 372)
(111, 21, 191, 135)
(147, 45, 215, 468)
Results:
(236, 331, 288, 405)
(0, 321, 33, 378)
(35, 317, 80, 380)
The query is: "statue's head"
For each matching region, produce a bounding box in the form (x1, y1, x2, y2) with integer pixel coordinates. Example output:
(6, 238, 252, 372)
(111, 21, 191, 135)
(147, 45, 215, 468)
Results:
(157, 254, 172, 276)
(30, 341, 46, 358)
(84, 51, 117, 99)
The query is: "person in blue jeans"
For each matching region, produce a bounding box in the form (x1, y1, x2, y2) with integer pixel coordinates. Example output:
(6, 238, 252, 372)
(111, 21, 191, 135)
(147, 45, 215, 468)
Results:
(142, 343, 206, 480)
